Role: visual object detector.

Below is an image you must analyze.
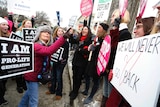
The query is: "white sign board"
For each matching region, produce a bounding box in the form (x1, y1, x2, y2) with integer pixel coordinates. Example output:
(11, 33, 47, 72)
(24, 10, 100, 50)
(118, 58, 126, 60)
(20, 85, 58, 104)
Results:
(111, 33, 160, 107)
(7, 0, 35, 16)
(94, 0, 112, 21)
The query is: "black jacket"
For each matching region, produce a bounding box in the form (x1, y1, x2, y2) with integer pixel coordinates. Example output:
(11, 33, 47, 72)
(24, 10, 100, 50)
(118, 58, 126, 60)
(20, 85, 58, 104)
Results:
(72, 36, 92, 67)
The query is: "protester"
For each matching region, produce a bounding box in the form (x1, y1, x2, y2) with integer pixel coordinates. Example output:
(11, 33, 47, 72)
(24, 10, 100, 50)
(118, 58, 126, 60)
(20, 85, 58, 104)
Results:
(46, 27, 69, 100)
(106, 9, 132, 107)
(69, 26, 92, 105)
(83, 23, 109, 104)
(0, 17, 9, 106)
(100, 9, 120, 107)
(16, 19, 32, 38)
(18, 25, 70, 107)
(134, 17, 155, 38)
(14, 19, 33, 93)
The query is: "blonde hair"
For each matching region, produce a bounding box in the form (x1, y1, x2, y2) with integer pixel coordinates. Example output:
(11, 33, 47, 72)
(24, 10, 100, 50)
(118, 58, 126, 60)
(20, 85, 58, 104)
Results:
(52, 27, 64, 40)
(112, 9, 130, 24)
(150, 12, 160, 34)
(17, 19, 32, 31)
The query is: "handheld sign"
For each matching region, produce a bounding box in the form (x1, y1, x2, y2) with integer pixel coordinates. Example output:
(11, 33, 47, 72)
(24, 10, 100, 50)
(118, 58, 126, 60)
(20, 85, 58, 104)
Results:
(94, 0, 112, 21)
(111, 33, 160, 107)
(97, 35, 111, 76)
(22, 28, 36, 42)
(51, 47, 64, 62)
(80, 0, 93, 17)
(9, 32, 23, 40)
(0, 37, 34, 79)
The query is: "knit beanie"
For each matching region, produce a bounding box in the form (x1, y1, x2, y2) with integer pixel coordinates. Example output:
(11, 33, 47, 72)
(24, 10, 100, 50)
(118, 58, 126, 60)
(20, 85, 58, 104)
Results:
(99, 23, 109, 32)
(0, 17, 8, 24)
(32, 25, 53, 45)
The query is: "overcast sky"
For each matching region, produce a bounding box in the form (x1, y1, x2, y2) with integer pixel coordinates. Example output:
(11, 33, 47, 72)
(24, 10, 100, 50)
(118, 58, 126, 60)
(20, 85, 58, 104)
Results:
(32, 0, 81, 27)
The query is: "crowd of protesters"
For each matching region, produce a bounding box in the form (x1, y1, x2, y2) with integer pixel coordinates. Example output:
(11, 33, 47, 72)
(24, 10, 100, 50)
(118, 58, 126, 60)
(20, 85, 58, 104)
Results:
(0, 2, 160, 107)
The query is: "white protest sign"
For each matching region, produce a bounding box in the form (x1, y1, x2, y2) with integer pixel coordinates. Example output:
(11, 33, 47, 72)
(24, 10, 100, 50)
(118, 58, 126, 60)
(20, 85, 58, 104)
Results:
(111, 33, 160, 107)
(68, 16, 77, 28)
(7, 0, 35, 16)
(0, 37, 34, 79)
(94, 0, 112, 21)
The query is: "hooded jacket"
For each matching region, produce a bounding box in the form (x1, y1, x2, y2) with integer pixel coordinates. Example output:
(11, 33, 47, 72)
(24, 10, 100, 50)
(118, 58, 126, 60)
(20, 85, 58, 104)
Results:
(24, 26, 65, 82)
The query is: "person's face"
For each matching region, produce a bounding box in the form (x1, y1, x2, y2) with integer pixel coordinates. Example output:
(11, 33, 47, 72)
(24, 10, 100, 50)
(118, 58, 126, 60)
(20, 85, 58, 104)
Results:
(39, 31, 50, 43)
(97, 25, 105, 37)
(134, 23, 145, 38)
(24, 21, 32, 28)
(82, 26, 89, 36)
(0, 22, 9, 34)
(57, 28, 64, 37)
(69, 28, 73, 34)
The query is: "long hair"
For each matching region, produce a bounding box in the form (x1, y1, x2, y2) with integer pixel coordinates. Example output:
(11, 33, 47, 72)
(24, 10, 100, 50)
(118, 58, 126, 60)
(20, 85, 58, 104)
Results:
(17, 19, 32, 31)
(52, 26, 64, 40)
(78, 26, 92, 42)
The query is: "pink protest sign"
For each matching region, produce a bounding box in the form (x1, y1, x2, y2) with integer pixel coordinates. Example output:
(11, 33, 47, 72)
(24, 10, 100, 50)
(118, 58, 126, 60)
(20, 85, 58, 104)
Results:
(80, 0, 93, 17)
(97, 35, 111, 76)
(137, 0, 148, 18)
(119, 0, 128, 17)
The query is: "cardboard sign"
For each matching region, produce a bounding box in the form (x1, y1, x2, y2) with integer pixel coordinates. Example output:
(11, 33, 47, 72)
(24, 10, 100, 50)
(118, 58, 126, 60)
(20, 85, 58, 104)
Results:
(51, 47, 64, 62)
(111, 33, 160, 107)
(22, 28, 36, 42)
(97, 35, 111, 76)
(94, 0, 112, 21)
(80, 0, 93, 17)
(0, 37, 34, 79)
(9, 32, 23, 40)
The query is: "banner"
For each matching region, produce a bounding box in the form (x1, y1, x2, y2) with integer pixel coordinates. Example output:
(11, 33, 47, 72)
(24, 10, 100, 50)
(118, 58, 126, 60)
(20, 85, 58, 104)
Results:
(7, 0, 35, 16)
(0, 37, 34, 79)
(94, 0, 112, 21)
(22, 28, 36, 42)
(9, 32, 23, 40)
(111, 33, 160, 107)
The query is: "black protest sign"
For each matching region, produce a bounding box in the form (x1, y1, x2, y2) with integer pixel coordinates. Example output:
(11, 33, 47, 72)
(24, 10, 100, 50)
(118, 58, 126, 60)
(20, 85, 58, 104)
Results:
(0, 37, 34, 79)
(23, 28, 36, 42)
(9, 32, 23, 40)
(51, 47, 64, 62)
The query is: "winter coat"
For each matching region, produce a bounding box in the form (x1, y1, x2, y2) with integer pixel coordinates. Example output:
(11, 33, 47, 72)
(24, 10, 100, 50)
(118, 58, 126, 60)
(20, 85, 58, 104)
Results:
(24, 36, 65, 82)
(85, 37, 103, 79)
(72, 36, 92, 68)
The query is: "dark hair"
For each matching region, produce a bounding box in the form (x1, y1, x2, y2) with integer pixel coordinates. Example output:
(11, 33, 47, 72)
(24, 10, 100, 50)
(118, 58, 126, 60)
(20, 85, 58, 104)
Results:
(136, 17, 155, 35)
(78, 26, 92, 41)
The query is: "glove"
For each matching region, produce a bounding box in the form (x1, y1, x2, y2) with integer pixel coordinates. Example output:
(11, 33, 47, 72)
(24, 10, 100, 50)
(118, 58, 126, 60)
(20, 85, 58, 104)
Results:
(63, 28, 72, 39)
(108, 69, 113, 81)
(88, 44, 96, 51)
(113, 17, 121, 28)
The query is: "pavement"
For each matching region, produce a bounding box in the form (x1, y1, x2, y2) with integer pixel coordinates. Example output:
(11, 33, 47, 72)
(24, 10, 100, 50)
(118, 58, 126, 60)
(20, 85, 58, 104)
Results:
(3, 50, 103, 107)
